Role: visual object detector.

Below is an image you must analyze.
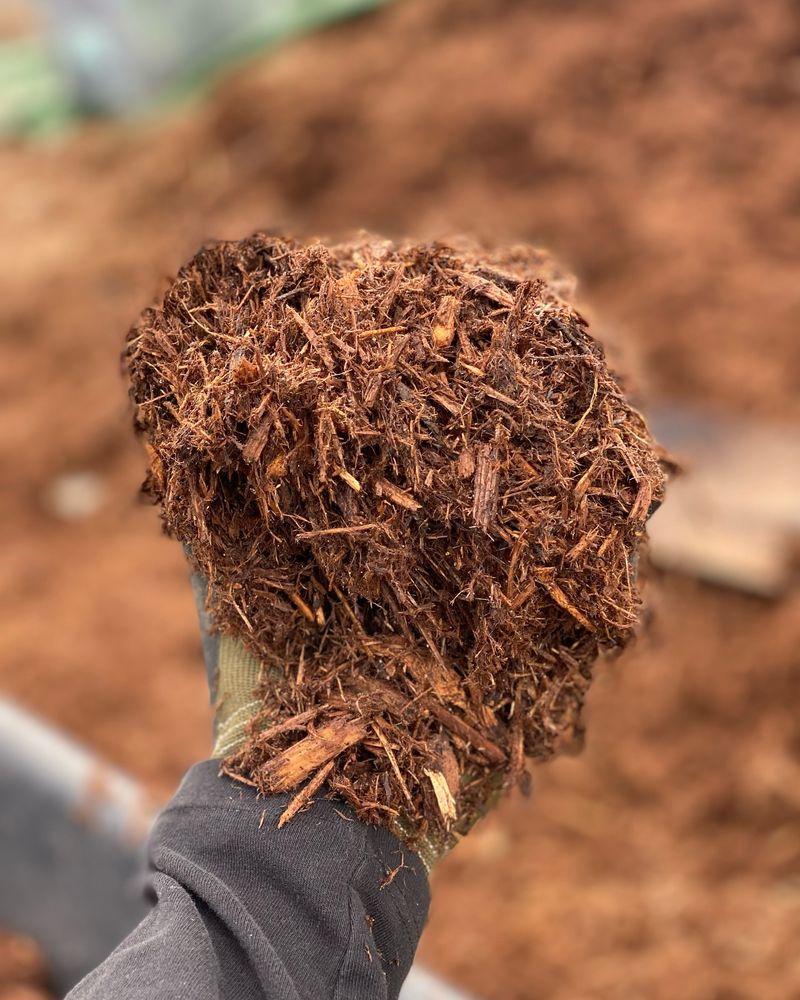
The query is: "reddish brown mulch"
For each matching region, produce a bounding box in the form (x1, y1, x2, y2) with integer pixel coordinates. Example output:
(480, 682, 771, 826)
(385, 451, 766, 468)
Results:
(127, 233, 664, 839)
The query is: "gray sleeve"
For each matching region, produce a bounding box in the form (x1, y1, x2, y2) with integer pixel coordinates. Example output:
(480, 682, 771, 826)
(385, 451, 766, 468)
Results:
(67, 761, 430, 1000)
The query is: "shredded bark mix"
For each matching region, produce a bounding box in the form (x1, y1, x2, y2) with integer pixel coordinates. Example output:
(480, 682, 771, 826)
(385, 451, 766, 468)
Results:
(126, 233, 666, 842)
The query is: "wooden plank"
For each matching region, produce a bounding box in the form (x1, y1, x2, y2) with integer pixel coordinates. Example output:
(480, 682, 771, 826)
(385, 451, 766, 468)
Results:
(647, 406, 800, 595)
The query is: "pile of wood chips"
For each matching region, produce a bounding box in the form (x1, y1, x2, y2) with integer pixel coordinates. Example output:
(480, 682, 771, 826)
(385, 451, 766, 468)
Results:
(126, 233, 666, 842)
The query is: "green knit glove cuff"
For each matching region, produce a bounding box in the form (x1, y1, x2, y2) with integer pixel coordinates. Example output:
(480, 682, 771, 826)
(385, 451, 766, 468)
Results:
(397, 770, 505, 873)
(403, 827, 458, 875)
(211, 634, 263, 758)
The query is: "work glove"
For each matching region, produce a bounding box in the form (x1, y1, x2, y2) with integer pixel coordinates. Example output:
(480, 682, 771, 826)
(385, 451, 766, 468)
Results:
(189, 571, 500, 872)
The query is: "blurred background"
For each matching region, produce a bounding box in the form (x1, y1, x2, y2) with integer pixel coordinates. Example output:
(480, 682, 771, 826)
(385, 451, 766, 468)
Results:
(1, 0, 799, 998)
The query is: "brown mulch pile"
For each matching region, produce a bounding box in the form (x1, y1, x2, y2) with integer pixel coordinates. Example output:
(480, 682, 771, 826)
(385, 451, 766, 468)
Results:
(126, 233, 665, 840)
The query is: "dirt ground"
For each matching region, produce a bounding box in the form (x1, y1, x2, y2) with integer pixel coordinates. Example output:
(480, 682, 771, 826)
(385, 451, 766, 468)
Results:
(0, 929, 50, 1000)
(1, 0, 799, 997)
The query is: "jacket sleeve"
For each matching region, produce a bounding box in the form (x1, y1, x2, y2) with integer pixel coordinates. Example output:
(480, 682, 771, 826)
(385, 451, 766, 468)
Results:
(67, 760, 430, 1000)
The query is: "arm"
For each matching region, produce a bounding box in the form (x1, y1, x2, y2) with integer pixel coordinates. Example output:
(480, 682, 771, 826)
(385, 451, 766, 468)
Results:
(68, 761, 429, 1000)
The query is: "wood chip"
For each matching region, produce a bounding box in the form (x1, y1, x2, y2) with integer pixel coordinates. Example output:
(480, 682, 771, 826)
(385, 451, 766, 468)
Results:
(431, 294, 459, 348)
(424, 768, 458, 824)
(258, 716, 370, 793)
(278, 761, 335, 827)
(472, 443, 500, 530)
(375, 477, 422, 511)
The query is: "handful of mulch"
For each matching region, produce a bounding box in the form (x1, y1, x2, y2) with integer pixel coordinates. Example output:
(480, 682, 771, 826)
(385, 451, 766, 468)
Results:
(126, 233, 666, 843)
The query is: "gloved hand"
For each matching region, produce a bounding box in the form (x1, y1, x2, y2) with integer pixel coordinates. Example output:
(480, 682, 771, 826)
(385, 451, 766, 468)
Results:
(189, 571, 500, 872)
